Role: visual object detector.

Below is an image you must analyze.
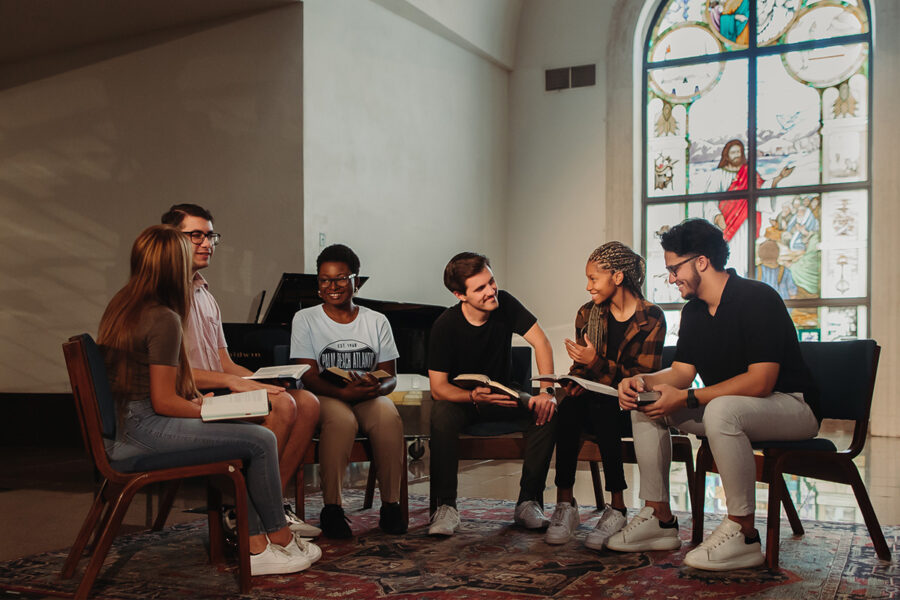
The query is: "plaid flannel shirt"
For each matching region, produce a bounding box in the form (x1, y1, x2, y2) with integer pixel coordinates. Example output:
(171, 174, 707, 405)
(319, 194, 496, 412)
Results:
(568, 298, 666, 387)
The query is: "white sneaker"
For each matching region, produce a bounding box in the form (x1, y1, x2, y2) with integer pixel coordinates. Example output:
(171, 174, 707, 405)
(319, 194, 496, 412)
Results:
(514, 500, 549, 530)
(428, 505, 460, 536)
(250, 542, 311, 576)
(284, 504, 322, 538)
(545, 502, 580, 544)
(683, 519, 764, 571)
(584, 506, 627, 550)
(291, 534, 323, 564)
(606, 506, 681, 552)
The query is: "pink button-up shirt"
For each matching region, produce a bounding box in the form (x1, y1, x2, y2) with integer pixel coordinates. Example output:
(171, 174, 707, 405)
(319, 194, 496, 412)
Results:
(184, 272, 227, 372)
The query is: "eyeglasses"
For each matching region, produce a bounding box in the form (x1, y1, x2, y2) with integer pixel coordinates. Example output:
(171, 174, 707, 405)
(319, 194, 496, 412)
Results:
(183, 230, 221, 246)
(317, 274, 356, 288)
(664, 255, 700, 277)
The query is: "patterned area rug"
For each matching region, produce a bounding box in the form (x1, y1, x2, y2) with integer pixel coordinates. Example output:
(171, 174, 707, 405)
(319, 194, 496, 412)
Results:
(1, 491, 897, 599)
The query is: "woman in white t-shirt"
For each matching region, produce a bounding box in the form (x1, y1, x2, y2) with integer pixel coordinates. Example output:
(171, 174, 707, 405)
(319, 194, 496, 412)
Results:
(289, 244, 406, 538)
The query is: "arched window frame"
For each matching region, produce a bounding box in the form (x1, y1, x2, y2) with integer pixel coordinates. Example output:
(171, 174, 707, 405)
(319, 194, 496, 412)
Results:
(640, 0, 873, 342)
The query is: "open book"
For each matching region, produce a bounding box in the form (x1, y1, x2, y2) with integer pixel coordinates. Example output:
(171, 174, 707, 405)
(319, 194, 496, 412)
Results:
(320, 367, 392, 387)
(532, 374, 617, 398)
(243, 364, 310, 382)
(453, 374, 520, 399)
(200, 389, 270, 422)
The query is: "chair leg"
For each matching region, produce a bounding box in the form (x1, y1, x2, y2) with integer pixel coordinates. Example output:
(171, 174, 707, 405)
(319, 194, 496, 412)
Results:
(363, 460, 376, 510)
(846, 463, 892, 561)
(61, 480, 110, 579)
(73, 483, 142, 600)
(295, 466, 306, 521)
(776, 476, 804, 536)
(400, 441, 409, 526)
(589, 461, 605, 509)
(765, 472, 783, 569)
(692, 442, 712, 545)
(152, 480, 181, 531)
(207, 482, 226, 565)
(229, 470, 252, 594)
(677, 442, 697, 513)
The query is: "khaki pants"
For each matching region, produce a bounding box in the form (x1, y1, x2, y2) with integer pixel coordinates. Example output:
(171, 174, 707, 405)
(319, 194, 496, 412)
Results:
(317, 395, 404, 506)
(631, 392, 819, 517)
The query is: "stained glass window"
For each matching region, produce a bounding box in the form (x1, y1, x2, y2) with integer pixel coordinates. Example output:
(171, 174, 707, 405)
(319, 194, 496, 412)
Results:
(642, 0, 871, 341)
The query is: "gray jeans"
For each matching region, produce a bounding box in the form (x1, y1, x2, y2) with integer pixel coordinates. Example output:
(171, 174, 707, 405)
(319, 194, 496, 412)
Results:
(631, 392, 819, 516)
(108, 401, 287, 536)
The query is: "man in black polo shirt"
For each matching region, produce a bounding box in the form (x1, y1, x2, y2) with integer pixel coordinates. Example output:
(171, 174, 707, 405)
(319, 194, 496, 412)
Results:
(427, 252, 558, 536)
(607, 218, 819, 571)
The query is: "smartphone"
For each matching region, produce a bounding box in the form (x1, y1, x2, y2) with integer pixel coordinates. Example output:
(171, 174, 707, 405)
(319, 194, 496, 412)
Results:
(636, 390, 661, 406)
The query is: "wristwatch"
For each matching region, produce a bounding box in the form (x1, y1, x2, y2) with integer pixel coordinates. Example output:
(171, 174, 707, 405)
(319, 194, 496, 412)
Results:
(541, 386, 555, 398)
(686, 388, 699, 409)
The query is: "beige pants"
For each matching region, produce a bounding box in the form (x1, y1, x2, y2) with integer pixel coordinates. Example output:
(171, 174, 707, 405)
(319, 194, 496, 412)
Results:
(632, 391, 819, 517)
(317, 395, 404, 506)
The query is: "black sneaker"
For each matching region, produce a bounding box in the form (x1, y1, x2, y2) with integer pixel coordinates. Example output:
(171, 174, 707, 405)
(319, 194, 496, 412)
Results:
(320, 504, 353, 539)
(379, 502, 407, 535)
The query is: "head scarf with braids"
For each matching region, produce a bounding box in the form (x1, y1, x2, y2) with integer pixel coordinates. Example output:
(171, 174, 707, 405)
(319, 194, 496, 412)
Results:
(584, 241, 646, 352)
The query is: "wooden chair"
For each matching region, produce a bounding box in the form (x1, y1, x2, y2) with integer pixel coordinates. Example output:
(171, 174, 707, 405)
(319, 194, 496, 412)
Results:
(293, 437, 409, 527)
(690, 339, 890, 569)
(431, 346, 696, 512)
(62, 334, 253, 598)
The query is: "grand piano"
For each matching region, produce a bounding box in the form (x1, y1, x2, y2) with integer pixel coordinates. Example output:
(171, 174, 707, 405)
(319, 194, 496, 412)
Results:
(223, 273, 446, 374)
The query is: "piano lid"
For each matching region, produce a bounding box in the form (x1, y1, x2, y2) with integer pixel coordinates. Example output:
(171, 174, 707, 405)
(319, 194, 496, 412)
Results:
(245, 272, 446, 375)
(261, 272, 369, 325)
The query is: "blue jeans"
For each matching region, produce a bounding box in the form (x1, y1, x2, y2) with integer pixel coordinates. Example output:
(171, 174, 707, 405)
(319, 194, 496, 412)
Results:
(107, 401, 287, 536)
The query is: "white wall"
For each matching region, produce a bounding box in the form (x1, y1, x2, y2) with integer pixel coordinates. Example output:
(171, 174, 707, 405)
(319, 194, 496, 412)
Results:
(302, 0, 512, 307)
(0, 6, 304, 392)
(507, 0, 618, 370)
(869, 0, 900, 436)
(374, 0, 523, 68)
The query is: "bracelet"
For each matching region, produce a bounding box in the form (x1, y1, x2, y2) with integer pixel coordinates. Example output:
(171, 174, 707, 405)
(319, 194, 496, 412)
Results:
(469, 389, 476, 404)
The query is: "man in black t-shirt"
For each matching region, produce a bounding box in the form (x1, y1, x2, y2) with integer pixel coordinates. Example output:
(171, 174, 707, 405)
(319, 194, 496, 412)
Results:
(427, 252, 558, 536)
(607, 219, 819, 571)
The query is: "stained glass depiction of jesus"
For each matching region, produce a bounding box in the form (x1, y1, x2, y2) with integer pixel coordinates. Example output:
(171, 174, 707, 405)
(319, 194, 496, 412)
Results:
(703, 139, 794, 269)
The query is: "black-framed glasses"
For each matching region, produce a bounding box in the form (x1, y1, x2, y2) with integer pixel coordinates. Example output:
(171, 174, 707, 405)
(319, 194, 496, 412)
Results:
(183, 230, 221, 246)
(317, 274, 356, 288)
(664, 255, 700, 277)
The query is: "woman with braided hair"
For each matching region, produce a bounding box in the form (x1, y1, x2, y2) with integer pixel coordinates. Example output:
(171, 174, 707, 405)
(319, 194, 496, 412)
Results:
(545, 242, 666, 549)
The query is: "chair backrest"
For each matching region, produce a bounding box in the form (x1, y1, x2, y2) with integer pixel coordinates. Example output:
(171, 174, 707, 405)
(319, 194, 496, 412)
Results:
(510, 345, 532, 390)
(799, 339, 879, 453)
(63, 334, 117, 473)
(799, 339, 879, 420)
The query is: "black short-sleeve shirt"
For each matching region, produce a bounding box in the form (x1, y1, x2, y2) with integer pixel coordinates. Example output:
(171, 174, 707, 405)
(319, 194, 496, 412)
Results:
(674, 269, 818, 415)
(427, 290, 537, 386)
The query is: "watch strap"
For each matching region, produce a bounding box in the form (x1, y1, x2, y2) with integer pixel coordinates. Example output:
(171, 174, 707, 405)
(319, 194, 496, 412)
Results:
(686, 388, 699, 409)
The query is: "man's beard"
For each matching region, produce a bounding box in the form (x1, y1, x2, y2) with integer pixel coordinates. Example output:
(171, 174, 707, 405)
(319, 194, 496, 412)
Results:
(680, 269, 702, 300)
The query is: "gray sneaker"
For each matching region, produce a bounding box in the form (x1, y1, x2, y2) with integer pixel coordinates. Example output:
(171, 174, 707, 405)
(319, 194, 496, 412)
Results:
(428, 505, 460, 536)
(584, 505, 627, 550)
(514, 500, 549, 529)
(545, 502, 580, 544)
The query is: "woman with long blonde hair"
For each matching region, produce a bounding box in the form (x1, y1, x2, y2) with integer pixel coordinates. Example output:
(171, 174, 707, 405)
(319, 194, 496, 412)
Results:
(98, 225, 318, 576)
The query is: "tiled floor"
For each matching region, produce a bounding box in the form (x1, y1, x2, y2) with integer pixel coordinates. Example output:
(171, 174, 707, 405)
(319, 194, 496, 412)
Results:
(1, 420, 898, 563)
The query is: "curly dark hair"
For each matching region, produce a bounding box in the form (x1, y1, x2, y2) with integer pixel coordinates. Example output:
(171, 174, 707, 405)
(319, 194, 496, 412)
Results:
(160, 204, 214, 227)
(316, 244, 360, 275)
(659, 218, 729, 270)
